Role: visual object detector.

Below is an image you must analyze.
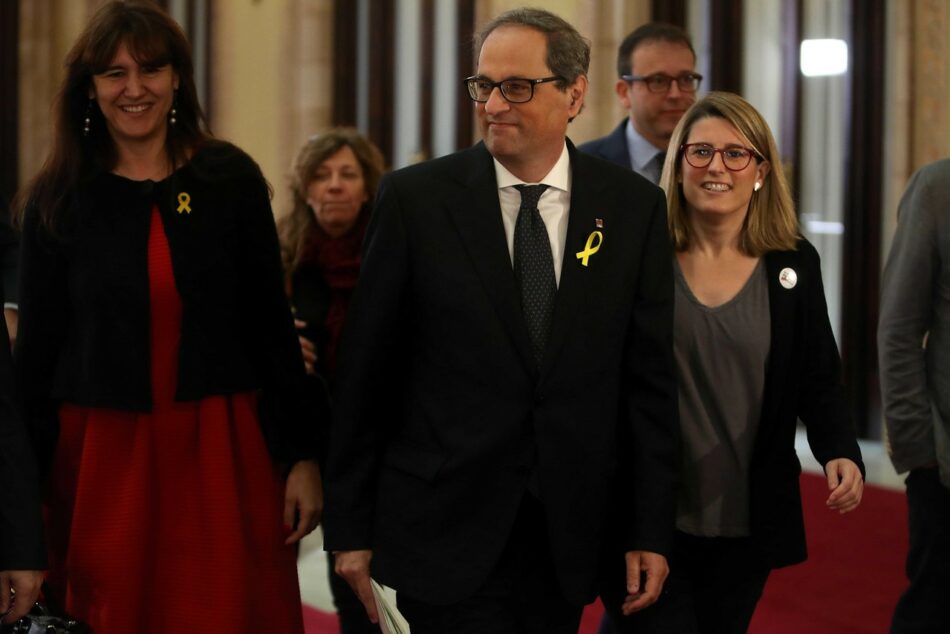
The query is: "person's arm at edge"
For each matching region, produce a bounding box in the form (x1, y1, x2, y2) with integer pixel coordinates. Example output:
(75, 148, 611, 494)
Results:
(324, 174, 410, 624)
(620, 186, 678, 613)
(0, 252, 46, 623)
(878, 166, 941, 473)
(230, 151, 323, 542)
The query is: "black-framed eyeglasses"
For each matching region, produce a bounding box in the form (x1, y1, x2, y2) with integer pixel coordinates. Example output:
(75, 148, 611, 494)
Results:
(680, 143, 761, 171)
(621, 72, 702, 93)
(464, 75, 564, 104)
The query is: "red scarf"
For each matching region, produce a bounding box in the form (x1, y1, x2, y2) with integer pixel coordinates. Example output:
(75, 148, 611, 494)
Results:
(298, 210, 369, 377)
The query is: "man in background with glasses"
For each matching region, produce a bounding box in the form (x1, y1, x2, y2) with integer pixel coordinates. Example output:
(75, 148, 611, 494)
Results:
(580, 23, 700, 184)
(324, 7, 677, 634)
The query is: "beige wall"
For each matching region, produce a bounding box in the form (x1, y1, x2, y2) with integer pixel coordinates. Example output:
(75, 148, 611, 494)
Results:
(14, 0, 950, 227)
(210, 0, 334, 218)
(910, 0, 950, 170)
(881, 0, 950, 260)
(18, 0, 100, 190)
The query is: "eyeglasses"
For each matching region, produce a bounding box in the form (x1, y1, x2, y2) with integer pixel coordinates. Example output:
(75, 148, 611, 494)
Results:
(681, 143, 760, 171)
(464, 75, 564, 104)
(621, 72, 703, 93)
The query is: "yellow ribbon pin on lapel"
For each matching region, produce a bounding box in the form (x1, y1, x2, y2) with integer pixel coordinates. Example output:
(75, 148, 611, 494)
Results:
(177, 192, 192, 214)
(575, 230, 603, 267)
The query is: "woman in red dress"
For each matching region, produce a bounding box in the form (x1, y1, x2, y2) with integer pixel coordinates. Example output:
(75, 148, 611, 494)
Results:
(12, 2, 322, 632)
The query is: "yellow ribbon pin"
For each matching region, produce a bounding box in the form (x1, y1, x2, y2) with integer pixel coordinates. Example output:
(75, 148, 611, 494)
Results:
(575, 230, 603, 267)
(177, 192, 192, 214)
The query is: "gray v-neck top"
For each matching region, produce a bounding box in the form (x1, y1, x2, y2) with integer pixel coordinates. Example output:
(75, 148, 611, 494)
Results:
(673, 257, 770, 536)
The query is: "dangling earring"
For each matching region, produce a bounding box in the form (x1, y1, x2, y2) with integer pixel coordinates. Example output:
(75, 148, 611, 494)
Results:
(754, 181, 762, 192)
(169, 91, 178, 126)
(83, 99, 93, 136)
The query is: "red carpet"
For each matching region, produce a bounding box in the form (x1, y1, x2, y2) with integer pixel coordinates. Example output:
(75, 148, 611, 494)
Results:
(577, 473, 908, 634)
(305, 474, 908, 633)
(747, 474, 907, 633)
(303, 604, 339, 633)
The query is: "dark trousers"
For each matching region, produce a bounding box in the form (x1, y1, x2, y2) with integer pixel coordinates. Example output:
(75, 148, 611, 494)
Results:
(600, 531, 769, 634)
(327, 552, 382, 634)
(891, 467, 950, 633)
(396, 494, 583, 634)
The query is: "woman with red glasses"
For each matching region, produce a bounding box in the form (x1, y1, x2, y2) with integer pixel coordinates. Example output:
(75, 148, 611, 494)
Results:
(604, 91, 865, 634)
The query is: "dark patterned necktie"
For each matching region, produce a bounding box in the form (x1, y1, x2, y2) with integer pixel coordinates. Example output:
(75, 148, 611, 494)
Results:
(513, 184, 555, 366)
(647, 150, 667, 184)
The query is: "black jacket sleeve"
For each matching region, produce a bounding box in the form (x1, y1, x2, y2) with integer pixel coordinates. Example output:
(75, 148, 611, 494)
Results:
(228, 153, 323, 468)
(0, 241, 46, 570)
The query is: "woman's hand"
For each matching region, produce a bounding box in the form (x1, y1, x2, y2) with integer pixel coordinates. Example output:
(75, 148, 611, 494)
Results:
(294, 319, 318, 375)
(824, 458, 864, 513)
(283, 459, 323, 544)
(0, 570, 43, 623)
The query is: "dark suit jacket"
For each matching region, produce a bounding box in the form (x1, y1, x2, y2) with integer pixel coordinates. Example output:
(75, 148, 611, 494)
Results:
(0, 259, 46, 571)
(323, 140, 678, 606)
(578, 119, 632, 170)
(751, 240, 864, 568)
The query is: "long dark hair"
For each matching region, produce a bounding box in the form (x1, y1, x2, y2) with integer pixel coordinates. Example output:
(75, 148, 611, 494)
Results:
(13, 0, 211, 230)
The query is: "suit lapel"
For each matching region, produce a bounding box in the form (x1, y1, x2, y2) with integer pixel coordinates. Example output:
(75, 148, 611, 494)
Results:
(444, 144, 538, 376)
(756, 249, 800, 454)
(540, 144, 608, 379)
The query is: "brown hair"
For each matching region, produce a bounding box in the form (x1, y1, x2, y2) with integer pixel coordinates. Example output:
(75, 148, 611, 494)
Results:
(660, 91, 799, 256)
(278, 128, 386, 273)
(14, 0, 211, 230)
(474, 7, 590, 88)
(616, 22, 695, 77)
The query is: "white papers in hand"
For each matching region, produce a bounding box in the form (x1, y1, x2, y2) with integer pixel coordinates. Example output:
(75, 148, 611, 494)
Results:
(370, 578, 411, 634)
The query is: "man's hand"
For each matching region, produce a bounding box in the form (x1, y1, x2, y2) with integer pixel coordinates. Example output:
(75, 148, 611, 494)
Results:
(3, 307, 16, 349)
(283, 460, 323, 544)
(825, 458, 864, 514)
(334, 549, 378, 624)
(0, 570, 43, 624)
(621, 550, 668, 615)
(294, 320, 318, 375)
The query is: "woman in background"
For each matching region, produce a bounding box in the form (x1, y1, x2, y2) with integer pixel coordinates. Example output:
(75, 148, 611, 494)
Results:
(279, 128, 385, 634)
(606, 92, 865, 634)
(13, 2, 321, 631)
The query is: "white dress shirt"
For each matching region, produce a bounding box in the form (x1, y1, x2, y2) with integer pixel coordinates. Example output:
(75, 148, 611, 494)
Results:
(626, 118, 666, 185)
(493, 143, 572, 286)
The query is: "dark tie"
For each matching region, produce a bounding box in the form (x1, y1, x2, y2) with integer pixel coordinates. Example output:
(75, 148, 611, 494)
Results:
(513, 184, 555, 366)
(647, 150, 667, 184)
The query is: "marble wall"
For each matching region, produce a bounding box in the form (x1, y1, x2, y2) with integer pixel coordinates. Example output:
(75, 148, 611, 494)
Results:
(14, 0, 950, 229)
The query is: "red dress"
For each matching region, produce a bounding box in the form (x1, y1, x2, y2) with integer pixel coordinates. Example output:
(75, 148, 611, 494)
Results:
(45, 207, 305, 633)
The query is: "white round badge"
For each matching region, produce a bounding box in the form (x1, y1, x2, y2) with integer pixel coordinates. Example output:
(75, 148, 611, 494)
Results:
(779, 267, 797, 289)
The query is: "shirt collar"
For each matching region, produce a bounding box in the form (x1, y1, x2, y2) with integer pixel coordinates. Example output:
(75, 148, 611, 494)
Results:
(625, 118, 666, 172)
(493, 142, 571, 193)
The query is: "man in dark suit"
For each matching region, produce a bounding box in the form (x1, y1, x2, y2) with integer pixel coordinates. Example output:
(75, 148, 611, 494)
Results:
(324, 8, 678, 633)
(578, 23, 699, 184)
(0, 200, 45, 623)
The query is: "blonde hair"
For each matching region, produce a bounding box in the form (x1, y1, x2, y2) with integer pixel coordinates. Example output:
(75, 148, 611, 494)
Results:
(660, 91, 799, 256)
(278, 128, 385, 272)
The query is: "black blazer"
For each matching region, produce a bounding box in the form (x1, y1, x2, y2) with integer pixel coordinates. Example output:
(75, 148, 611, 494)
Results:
(15, 143, 320, 471)
(578, 119, 633, 170)
(750, 240, 864, 568)
(0, 262, 45, 570)
(323, 141, 679, 606)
